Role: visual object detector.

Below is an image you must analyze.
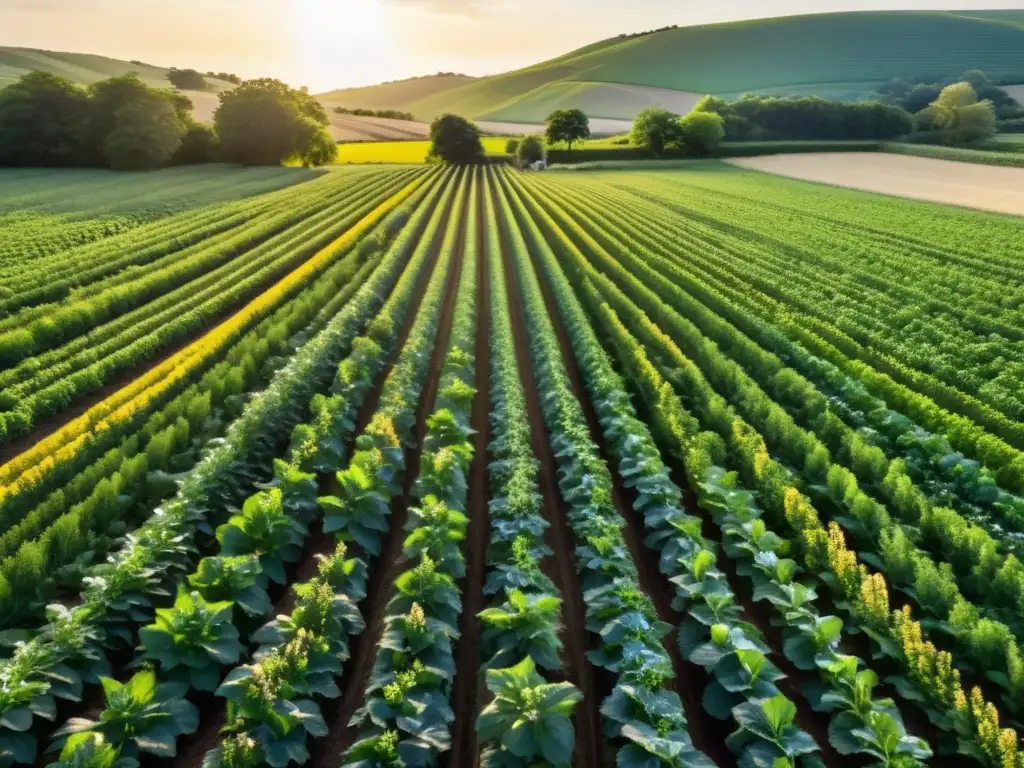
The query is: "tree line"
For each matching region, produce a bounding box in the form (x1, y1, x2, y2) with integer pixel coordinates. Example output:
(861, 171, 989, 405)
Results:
(333, 106, 415, 121)
(0, 71, 337, 170)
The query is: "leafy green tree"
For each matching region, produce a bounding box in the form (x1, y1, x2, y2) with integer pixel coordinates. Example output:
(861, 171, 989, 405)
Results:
(84, 74, 191, 165)
(172, 123, 218, 165)
(545, 108, 590, 151)
(516, 135, 544, 167)
(215, 78, 335, 166)
(103, 93, 187, 170)
(0, 71, 89, 166)
(504, 137, 520, 155)
(427, 113, 484, 165)
(680, 110, 725, 155)
(630, 106, 682, 155)
(167, 68, 208, 90)
(930, 82, 996, 145)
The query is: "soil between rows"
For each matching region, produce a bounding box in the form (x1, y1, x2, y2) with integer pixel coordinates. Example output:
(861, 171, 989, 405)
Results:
(494, 175, 604, 768)
(444, 176, 492, 768)
(310, 177, 470, 766)
(168, 175, 452, 768)
(501, 178, 738, 768)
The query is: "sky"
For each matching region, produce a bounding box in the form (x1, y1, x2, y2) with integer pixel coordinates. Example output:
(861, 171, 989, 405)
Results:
(3, 0, 1024, 92)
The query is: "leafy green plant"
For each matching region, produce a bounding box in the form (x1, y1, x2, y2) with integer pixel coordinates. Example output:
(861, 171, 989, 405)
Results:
(479, 588, 563, 671)
(50, 733, 137, 768)
(216, 489, 307, 586)
(477, 656, 581, 768)
(402, 496, 467, 578)
(343, 730, 406, 768)
(216, 631, 328, 767)
(726, 695, 819, 768)
(388, 555, 461, 628)
(320, 449, 392, 557)
(50, 670, 198, 760)
(601, 682, 714, 767)
(138, 586, 245, 691)
(188, 555, 272, 617)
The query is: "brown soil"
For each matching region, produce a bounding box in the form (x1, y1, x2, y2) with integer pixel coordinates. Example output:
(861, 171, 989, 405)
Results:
(444, 178, 492, 768)
(310, 181, 469, 767)
(511, 208, 736, 768)
(494, 181, 605, 768)
(729, 153, 1024, 218)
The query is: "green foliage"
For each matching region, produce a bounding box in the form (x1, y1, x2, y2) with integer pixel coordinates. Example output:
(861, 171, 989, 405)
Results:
(929, 82, 997, 145)
(215, 78, 335, 166)
(544, 108, 590, 151)
(477, 657, 581, 768)
(504, 137, 520, 154)
(629, 107, 682, 155)
(427, 113, 485, 165)
(696, 93, 913, 141)
(679, 110, 725, 155)
(103, 93, 187, 170)
(138, 586, 245, 691)
(516, 135, 544, 167)
(0, 71, 89, 166)
(50, 670, 199, 761)
(166, 68, 207, 91)
(172, 123, 219, 165)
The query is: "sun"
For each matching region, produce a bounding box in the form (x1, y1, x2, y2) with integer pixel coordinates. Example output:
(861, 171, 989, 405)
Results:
(293, 0, 392, 90)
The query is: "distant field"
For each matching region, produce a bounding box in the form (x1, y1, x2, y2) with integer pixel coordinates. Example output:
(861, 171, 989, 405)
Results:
(729, 151, 1024, 215)
(334, 138, 508, 164)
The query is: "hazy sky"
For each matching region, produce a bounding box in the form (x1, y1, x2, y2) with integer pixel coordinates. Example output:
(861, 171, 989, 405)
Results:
(4, 0, 1024, 92)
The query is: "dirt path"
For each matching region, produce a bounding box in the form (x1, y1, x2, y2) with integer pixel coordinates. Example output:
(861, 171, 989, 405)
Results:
(444, 178, 491, 768)
(311, 181, 469, 766)
(495, 185, 604, 768)
(729, 152, 1024, 217)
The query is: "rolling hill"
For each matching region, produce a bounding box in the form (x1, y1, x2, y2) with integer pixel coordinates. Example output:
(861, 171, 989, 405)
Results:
(0, 47, 235, 106)
(322, 10, 1024, 124)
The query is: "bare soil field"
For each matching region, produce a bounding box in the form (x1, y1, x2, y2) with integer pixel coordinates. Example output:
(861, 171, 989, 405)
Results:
(728, 152, 1024, 216)
(326, 113, 430, 142)
(477, 118, 630, 136)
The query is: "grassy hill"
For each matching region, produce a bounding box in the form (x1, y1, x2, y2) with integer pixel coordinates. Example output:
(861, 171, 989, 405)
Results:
(0, 47, 234, 91)
(319, 74, 476, 111)
(327, 10, 1024, 123)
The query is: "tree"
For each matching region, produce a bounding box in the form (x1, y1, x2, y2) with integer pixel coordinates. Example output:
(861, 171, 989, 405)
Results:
(215, 78, 335, 166)
(172, 123, 218, 165)
(0, 71, 89, 166)
(84, 74, 191, 165)
(679, 111, 725, 155)
(427, 114, 484, 165)
(929, 82, 996, 145)
(516, 135, 544, 167)
(167, 68, 208, 91)
(504, 137, 520, 155)
(104, 93, 186, 170)
(630, 107, 682, 155)
(545, 108, 590, 151)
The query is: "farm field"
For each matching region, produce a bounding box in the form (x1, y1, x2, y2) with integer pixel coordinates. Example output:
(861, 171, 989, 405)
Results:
(729, 151, 1024, 215)
(335, 138, 509, 164)
(3, 161, 1024, 768)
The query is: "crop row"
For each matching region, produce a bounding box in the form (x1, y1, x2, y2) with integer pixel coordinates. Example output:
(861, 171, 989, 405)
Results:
(505, 167, 1023, 767)
(0, 166, 460, 767)
(0, 170, 423, 443)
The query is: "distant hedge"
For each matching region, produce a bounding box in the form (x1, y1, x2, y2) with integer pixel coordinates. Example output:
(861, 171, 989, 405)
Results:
(545, 140, 880, 165)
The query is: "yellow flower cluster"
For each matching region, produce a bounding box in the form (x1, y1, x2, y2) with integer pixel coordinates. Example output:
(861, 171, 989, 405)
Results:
(366, 415, 400, 449)
(892, 605, 960, 708)
(957, 686, 1023, 768)
(783, 487, 820, 534)
(0, 178, 425, 509)
(825, 522, 865, 599)
(857, 573, 890, 629)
